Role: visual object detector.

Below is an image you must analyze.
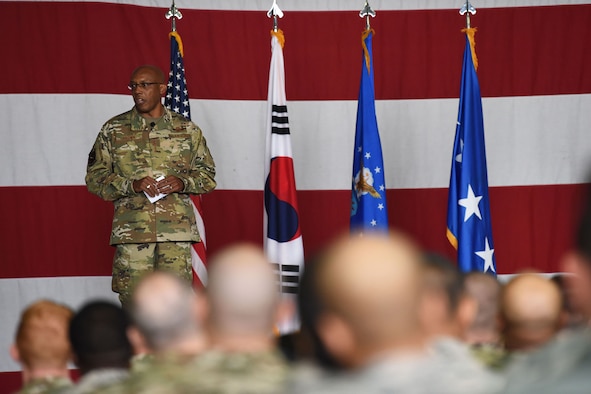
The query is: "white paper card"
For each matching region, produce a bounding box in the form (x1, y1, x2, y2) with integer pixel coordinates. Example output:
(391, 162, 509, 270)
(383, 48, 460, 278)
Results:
(144, 176, 167, 203)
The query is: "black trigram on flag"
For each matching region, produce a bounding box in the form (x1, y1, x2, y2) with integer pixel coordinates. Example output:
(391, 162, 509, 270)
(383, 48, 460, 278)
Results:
(271, 105, 290, 135)
(271, 263, 300, 295)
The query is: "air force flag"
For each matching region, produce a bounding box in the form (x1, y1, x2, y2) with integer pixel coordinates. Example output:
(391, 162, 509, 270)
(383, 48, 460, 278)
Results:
(447, 30, 496, 274)
(350, 30, 389, 233)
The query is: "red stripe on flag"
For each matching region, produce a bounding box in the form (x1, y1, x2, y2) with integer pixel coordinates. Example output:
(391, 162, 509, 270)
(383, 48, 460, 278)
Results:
(0, 185, 585, 278)
(1, 3, 589, 99)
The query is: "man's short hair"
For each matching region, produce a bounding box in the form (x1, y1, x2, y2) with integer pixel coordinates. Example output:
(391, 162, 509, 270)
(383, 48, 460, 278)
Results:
(69, 300, 133, 372)
(15, 300, 73, 368)
(130, 272, 198, 351)
(422, 253, 466, 314)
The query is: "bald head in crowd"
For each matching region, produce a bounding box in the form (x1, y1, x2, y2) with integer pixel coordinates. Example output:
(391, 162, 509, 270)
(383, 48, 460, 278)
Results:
(129, 271, 207, 355)
(314, 232, 426, 369)
(500, 274, 563, 351)
(11, 300, 73, 382)
(207, 244, 279, 349)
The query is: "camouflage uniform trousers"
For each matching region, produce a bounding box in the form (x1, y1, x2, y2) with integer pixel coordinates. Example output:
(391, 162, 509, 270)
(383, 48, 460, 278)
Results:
(112, 241, 193, 306)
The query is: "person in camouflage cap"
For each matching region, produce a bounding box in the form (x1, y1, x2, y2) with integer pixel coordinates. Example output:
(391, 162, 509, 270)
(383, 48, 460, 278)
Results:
(85, 65, 216, 306)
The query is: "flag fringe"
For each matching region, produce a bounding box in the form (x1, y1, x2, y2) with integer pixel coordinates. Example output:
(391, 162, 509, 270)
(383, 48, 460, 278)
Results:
(461, 27, 478, 71)
(446, 228, 459, 250)
(271, 29, 285, 48)
(169, 31, 184, 57)
(361, 28, 375, 74)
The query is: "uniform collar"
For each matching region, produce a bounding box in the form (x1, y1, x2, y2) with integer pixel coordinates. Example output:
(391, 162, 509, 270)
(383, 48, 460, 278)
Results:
(130, 106, 173, 131)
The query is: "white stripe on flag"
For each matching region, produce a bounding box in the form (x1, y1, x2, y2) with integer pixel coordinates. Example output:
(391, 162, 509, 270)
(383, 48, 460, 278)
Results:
(191, 198, 208, 286)
(2, 94, 590, 189)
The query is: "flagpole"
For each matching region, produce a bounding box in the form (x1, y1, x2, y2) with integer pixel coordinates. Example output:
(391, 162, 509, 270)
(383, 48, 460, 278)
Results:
(165, 0, 183, 32)
(267, 0, 284, 32)
(459, 0, 476, 29)
(359, 0, 376, 30)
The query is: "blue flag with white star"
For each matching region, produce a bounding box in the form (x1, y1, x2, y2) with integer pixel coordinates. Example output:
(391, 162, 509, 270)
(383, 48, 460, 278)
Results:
(447, 30, 496, 274)
(350, 30, 389, 233)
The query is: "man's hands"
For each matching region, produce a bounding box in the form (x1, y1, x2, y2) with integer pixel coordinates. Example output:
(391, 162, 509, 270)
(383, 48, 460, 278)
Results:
(132, 176, 184, 197)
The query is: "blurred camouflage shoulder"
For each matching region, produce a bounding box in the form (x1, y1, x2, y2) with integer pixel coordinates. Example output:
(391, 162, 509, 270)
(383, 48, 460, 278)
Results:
(17, 376, 73, 394)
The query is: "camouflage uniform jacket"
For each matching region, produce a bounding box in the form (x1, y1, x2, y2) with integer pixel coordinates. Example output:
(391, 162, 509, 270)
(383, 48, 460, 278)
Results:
(17, 376, 73, 394)
(85, 107, 216, 244)
(101, 349, 289, 394)
(62, 368, 129, 394)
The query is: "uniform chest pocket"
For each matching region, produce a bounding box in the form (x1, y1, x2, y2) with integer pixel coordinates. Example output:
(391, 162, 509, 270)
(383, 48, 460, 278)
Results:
(112, 134, 149, 171)
(157, 134, 193, 171)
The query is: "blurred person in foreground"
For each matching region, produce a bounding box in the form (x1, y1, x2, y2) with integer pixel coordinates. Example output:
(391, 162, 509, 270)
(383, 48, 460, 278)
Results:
(504, 176, 591, 393)
(99, 271, 208, 393)
(499, 273, 564, 353)
(419, 253, 504, 385)
(463, 272, 506, 369)
(188, 243, 289, 393)
(10, 300, 74, 394)
(550, 274, 586, 329)
(65, 301, 132, 394)
(293, 232, 503, 394)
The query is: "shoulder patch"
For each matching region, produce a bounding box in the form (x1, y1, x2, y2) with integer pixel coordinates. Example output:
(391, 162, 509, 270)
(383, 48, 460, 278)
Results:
(87, 148, 96, 168)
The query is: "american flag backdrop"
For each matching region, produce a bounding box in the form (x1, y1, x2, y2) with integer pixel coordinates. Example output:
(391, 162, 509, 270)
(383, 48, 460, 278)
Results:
(0, 0, 590, 390)
(164, 30, 209, 287)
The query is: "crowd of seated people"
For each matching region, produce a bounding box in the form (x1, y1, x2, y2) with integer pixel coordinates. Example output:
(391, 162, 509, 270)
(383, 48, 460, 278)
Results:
(10, 181, 591, 393)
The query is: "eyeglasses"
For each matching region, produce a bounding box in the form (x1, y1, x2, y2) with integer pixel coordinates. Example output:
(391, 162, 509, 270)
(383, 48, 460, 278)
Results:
(128, 82, 162, 90)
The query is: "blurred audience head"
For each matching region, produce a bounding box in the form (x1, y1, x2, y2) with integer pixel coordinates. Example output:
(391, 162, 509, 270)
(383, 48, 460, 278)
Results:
(297, 252, 344, 369)
(463, 272, 502, 345)
(550, 274, 585, 329)
(419, 253, 475, 341)
(562, 175, 591, 321)
(207, 243, 279, 350)
(313, 231, 426, 369)
(128, 271, 207, 355)
(11, 300, 73, 380)
(69, 300, 133, 374)
(500, 273, 563, 351)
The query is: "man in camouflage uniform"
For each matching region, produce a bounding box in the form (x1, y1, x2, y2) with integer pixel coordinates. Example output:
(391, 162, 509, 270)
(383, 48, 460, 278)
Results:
(503, 177, 591, 394)
(292, 233, 504, 394)
(65, 301, 132, 394)
(96, 270, 208, 394)
(101, 245, 289, 394)
(10, 300, 74, 394)
(85, 65, 216, 306)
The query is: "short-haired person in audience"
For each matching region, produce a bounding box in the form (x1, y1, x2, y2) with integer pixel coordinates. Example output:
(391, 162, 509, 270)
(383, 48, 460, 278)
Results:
(418, 253, 505, 387)
(504, 175, 591, 393)
(10, 300, 74, 394)
(550, 274, 586, 329)
(191, 243, 289, 393)
(463, 272, 505, 368)
(99, 271, 208, 393)
(500, 273, 564, 352)
(103, 244, 288, 393)
(296, 232, 503, 394)
(419, 253, 477, 341)
(66, 301, 133, 393)
(464, 272, 503, 347)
